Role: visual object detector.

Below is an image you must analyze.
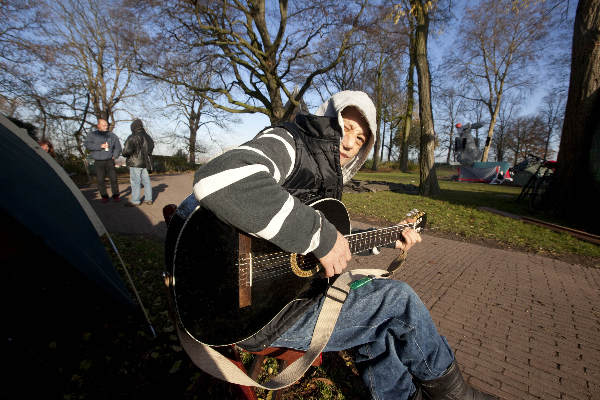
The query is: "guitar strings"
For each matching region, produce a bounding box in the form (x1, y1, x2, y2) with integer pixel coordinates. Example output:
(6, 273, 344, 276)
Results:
(248, 224, 413, 266)
(250, 238, 401, 282)
(247, 230, 405, 278)
(241, 223, 419, 282)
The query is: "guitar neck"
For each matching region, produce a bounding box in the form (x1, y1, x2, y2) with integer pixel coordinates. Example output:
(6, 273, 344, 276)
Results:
(345, 224, 412, 254)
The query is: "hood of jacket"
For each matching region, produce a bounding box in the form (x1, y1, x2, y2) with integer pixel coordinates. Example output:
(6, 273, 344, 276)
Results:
(315, 90, 376, 183)
(131, 119, 145, 135)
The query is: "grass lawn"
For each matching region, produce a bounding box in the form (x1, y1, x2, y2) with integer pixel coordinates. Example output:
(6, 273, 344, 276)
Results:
(345, 168, 600, 264)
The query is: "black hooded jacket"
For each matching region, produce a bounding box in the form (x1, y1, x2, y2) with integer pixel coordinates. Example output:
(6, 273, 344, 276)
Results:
(122, 119, 154, 169)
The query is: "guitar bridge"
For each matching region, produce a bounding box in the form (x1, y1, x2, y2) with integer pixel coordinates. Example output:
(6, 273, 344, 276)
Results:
(238, 234, 252, 308)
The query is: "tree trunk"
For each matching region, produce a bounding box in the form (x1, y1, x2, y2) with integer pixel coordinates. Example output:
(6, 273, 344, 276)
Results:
(268, 78, 285, 124)
(543, 125, 552, 160)
(380, 121, 386, 162)
(412, 0, 440, 196)
(446, 124, 455, 164)
(74, 132, 91, 184)
(75, 94, 91, 184)
(400, 30, 416, 172)
(388, 123, 394, 161)
(481, 99, 502, 161)
(188, 124, 198, 164)
(513, 123, 522, 167)
(371, 58, 385, 171)
(550, 0, 600, 233)
(187, 100, 201, 164)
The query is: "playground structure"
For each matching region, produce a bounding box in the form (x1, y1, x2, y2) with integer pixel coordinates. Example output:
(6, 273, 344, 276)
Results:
(453, 121, 512, 184)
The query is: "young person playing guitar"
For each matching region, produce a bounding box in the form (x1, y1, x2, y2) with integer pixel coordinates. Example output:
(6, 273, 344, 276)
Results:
(170, 91, 497, 400)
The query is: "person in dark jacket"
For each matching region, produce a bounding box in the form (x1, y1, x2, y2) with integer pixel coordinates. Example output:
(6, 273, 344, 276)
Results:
(122, 119, 154, 206)
(171, 91, 497, 400)
(84, 117, 122, 203)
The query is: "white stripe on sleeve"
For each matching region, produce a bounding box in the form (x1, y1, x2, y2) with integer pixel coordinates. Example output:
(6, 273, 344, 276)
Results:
(257, 133, 295, 178)
(194, 164, 270, 201)
(302, 212, 322, 254)
(237, 145, 281, 183)
(254, 195, 295, 240)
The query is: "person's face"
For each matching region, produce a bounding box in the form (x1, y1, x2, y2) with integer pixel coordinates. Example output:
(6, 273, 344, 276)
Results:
(340, 107, 369, 167)
(97, 119, 108, 131)
(41, 143, 50, 153)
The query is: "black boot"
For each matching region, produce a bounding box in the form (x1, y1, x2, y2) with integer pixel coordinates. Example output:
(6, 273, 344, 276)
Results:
(417, 362, 497, 400)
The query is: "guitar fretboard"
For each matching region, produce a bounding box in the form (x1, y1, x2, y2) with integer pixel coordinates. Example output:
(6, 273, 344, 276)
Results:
(346, 224, 413, 254)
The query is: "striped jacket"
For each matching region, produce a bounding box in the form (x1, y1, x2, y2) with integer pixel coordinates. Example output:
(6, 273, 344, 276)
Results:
(193, 117, 341, 261)
(191, 115, 344, 349)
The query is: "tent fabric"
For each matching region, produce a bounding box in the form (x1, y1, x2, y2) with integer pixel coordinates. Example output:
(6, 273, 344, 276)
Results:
(0, 115, 132, 305)
(458, 166, 500, 183)
(512, 163, 548, 186)
(3, 115, 107, 236)
(472, 161, 511, 175)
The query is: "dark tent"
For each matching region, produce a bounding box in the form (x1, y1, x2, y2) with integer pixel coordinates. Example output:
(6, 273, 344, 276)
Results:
(1, 115, 147, 396)
(1, 114, 132, 304)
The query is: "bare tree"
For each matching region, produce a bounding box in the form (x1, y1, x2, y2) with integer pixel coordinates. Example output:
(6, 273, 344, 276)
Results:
(366, 18, 407, 170)
(381, 83, 405, 162)
(313, 39, 370, 98)
(409, 0, 440, 195)
(313, 3, 409, 170)
(451, 0, 550, 162)
(398, 21, 415, 172)
(0, 1, 41, 100)
(393, 115, 421, 165)
(539, 87, 565, 160)
(4, 0, 147, 148)
(506, 114, 547, 166)
(140, 0, 368, 124)
(434, 87, 465, 164)
(36, 0, 147, 126)
(164, 76, 235, 164)
(1, 0, 148, 177)
(492, 96, 519, 162)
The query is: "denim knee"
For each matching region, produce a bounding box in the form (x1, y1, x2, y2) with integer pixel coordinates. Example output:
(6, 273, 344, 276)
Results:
(390, 281, 418, 299)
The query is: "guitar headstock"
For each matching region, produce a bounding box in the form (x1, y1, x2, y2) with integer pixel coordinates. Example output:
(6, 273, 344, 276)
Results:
(404, 209, 427, 232)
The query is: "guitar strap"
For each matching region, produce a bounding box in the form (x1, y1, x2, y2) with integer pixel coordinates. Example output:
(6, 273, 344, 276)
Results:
(175, 268, 389, 389)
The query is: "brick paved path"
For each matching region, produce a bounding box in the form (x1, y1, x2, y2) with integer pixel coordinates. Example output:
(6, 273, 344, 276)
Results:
(83, 172, 600, 400)
(349, 232, 600, 400)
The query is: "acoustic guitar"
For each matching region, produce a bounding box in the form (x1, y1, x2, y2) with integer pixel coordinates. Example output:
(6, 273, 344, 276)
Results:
(168, 197, 426, 346)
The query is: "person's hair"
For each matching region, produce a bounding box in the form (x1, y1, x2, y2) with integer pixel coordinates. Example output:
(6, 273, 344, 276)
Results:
(38, 139, 56, 158)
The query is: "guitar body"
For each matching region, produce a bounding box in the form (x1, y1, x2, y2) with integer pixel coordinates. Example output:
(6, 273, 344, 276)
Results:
(170, 198, 351, 346)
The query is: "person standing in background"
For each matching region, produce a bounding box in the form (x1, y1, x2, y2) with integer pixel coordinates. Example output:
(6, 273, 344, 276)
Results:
(122, 118, 154, 206)
(84, 116, 122, 203)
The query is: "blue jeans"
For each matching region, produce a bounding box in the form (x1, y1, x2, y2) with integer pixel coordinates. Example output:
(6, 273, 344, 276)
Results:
(129, 167, 152, 204)
(270, 279, 454, 400)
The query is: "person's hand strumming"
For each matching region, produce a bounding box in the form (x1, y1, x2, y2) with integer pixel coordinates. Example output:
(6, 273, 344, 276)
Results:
(318, 231, 352, 278)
